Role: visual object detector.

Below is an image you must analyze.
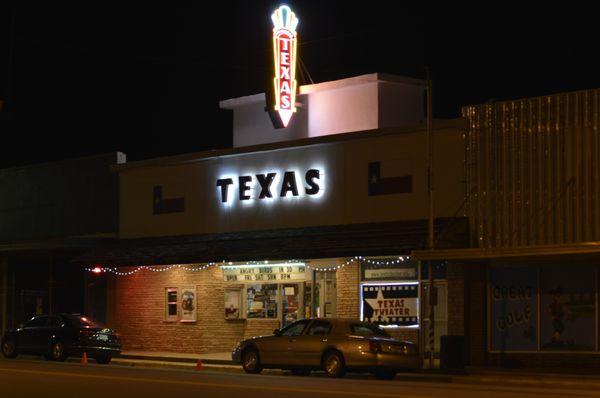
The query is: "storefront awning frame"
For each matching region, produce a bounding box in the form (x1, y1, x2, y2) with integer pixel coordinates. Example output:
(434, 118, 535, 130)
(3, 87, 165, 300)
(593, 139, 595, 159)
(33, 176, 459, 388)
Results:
(412, 242, 600, 261)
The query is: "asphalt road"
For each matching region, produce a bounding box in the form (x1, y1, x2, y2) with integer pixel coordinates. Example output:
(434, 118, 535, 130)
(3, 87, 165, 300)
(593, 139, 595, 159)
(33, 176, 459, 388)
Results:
(2, 358, 600, 398)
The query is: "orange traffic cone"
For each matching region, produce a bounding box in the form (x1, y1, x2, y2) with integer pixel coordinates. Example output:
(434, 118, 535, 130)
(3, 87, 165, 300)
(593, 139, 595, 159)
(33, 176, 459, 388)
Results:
(81, 352, 88, 365)
(195, 358, 203, 371)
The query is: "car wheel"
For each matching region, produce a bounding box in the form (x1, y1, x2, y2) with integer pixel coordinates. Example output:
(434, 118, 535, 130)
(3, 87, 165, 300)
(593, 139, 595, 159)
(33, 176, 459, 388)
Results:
(95, 356, 112, 365)
(50, 342, 67, 362)
(1, 339, 17, 359)
(375, 369, 396, 380)
(242, 348, 262, 374)
(323, 351, 346, 378)
(291, 368, 311, 376)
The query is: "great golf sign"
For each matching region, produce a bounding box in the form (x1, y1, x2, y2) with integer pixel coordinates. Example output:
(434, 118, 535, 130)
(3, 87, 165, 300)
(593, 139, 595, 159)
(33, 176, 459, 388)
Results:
(271, 5, 299, 128)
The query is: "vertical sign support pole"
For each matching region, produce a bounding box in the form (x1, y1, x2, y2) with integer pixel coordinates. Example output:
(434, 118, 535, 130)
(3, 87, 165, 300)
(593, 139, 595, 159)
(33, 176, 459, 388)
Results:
(1, 258, 8, 336)
(426, 68, 435, 369)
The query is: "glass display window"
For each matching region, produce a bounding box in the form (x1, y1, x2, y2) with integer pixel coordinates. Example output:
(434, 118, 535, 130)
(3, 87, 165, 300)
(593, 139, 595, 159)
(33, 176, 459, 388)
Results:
(246, 284, 278, 319)
(165, 287, 178, 322)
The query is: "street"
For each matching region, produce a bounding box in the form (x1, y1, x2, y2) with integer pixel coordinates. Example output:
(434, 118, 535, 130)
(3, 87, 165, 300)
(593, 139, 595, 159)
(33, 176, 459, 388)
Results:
(1, 358, 600, 398)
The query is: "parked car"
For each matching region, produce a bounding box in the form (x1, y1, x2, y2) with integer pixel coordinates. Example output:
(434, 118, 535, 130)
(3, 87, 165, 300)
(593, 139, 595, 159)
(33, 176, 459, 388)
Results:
(1, 313, 121, 364)
(232, 318, 419, 379)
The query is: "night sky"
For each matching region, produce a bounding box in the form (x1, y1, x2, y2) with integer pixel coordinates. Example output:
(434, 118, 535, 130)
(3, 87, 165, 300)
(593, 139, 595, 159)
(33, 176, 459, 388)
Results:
(1, 1, 598, 168)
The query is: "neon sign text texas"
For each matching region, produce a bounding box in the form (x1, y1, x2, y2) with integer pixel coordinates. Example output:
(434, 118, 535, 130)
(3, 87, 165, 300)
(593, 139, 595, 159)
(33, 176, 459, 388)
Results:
(271, 5, 299, 128)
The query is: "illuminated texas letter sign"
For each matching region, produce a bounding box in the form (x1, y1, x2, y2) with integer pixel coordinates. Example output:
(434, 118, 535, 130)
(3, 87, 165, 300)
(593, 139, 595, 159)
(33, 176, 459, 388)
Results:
(216, 169, 321, 204)
(271, 5, 299, 128)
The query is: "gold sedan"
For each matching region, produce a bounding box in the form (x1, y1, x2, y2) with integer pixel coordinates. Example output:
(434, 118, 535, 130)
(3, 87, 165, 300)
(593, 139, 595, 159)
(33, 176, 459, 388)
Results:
(232, 318, 420, 379)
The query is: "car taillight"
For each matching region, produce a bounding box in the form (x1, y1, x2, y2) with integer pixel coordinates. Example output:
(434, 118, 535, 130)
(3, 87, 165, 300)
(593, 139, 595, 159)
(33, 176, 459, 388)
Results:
(400, 343, 415, 355)
(369, 340, 382, 353)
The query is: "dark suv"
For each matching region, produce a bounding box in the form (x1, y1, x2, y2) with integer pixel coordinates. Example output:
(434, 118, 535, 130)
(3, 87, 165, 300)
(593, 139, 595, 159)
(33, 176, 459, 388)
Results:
(1, 314, 121, 364)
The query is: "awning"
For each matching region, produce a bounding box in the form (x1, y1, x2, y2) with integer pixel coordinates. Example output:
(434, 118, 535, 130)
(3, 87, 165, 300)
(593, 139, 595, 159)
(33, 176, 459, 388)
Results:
(412, 242, 600, 262)
(76, 218, 468, 266)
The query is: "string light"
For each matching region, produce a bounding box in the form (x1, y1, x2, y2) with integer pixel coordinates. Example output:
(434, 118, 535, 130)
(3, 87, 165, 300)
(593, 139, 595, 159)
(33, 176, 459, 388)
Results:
(85, 256, 411, 276)
(307, 255, 411, 272)
(85, 262, 219, 276)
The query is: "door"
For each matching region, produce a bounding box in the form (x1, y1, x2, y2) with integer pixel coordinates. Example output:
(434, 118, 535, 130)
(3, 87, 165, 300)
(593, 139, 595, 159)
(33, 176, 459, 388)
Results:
(19, 316, 48, 353)
(290, 319, 332, 367)
(261, 319, 310, 366)
(281, 284, 303, 327)
(315, 272, 336, 318)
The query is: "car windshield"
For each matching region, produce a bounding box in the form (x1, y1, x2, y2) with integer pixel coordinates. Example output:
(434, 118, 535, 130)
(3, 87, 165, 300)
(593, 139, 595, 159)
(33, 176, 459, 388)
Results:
(349, 323, 390, 337)
(62, 314, 103, 329)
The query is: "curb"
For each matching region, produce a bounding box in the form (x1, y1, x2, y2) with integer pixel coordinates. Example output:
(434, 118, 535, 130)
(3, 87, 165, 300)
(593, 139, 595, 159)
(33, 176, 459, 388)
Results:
(110, 358, 453, 381)
(111, 358, 243, 372)
(117, 354, 232, 366)
(455, 375, 600, 390)
(109, 359, 600, 388)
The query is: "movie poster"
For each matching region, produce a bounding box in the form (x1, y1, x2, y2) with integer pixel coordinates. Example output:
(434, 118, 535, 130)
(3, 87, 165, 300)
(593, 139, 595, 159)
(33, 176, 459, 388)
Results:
(361, 284, 418, 326)
(180, 286, 197, 322)
(224, 289, 242, 319)
(540, 266, 595, 351)
(490, 267, 538, 351)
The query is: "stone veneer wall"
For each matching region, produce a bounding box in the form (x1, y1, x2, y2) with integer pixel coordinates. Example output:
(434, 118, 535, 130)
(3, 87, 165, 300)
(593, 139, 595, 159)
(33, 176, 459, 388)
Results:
(108, 260, 425, 353)
(335, 262, 360, 319)
(108, 266, 279, 353)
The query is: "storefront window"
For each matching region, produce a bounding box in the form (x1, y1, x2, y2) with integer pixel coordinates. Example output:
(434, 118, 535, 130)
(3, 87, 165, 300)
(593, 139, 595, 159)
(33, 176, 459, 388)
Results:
(246, 284, 278, 319)
(489, 265, 597, 353)
(165, 288, 178, 322)
(540, 266, 595, 351)
(490, 267, 538, 351)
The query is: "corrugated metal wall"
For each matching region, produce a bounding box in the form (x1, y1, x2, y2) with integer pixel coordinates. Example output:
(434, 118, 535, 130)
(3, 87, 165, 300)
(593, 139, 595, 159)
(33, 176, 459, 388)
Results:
(462, 89, 600, 248)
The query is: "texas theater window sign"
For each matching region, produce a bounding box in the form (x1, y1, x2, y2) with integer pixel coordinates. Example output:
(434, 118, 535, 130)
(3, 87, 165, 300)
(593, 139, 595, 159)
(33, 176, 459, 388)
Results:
(271, 5, 299, 128)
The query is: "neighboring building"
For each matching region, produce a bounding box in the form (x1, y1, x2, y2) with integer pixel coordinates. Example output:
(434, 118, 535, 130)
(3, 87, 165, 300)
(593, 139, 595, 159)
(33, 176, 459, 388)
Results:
(80, 74, 468, 359)
(415, 88, 600, 367)
(0, 152, 125, 334)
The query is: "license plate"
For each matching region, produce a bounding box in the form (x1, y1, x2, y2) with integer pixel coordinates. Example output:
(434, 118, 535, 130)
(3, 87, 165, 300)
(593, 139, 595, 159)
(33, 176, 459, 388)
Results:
(98, 334, 108, 342)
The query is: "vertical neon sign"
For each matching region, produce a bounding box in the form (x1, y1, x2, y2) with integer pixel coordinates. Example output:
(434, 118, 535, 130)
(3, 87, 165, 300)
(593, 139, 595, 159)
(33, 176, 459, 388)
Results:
(271, 5, 299, 128)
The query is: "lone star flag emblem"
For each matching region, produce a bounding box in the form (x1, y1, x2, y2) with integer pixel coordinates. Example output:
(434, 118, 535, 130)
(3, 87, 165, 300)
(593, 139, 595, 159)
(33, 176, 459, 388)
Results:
(368, 161, 412, 196)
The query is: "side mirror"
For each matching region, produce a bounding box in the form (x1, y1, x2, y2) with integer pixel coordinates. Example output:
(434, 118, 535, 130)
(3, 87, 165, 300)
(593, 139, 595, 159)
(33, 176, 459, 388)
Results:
(273, 329, 281, 336)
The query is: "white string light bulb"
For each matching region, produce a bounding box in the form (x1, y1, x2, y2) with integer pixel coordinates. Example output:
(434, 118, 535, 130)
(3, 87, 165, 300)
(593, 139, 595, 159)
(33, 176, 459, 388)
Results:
(86, 256, 411, 276)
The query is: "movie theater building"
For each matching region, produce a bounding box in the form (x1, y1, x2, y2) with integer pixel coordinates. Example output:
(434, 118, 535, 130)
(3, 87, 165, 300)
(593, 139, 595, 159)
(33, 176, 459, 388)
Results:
(414, 88, 600, 367)
(83, 73, 469, 358)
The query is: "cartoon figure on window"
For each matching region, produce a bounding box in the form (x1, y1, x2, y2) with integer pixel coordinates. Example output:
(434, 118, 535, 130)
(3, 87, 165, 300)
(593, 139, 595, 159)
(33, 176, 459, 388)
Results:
(548, 287, 570, 344)
(182, 291, 195, 312)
